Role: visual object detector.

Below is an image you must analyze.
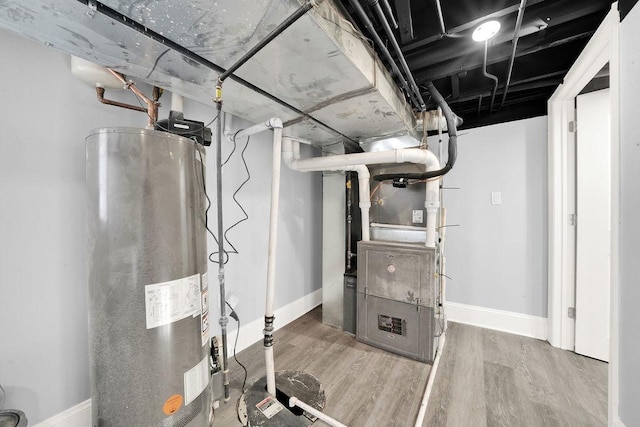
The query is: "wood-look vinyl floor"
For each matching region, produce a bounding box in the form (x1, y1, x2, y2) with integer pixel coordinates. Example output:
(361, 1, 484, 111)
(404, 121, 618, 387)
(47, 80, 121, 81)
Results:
(213, 307, 607, 427)
(213, 306, 430, 426)
(424, 322, 608, 427)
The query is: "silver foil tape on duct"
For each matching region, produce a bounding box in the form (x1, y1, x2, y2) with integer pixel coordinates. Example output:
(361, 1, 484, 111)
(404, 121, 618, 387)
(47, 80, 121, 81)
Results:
(86, 128, 211, 426)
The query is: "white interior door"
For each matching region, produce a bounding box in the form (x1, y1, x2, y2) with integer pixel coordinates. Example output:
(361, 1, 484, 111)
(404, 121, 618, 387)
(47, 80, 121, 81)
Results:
(575, 88, 611, 362)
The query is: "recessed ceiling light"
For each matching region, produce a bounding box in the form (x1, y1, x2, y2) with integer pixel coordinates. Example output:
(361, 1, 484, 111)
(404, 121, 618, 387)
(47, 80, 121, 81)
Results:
(472, 20, 501, 42)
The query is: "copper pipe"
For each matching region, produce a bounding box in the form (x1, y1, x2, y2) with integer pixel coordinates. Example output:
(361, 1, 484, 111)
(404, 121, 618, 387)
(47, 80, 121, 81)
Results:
(95, 86, 147, 113)
(106, 68, 159, 127)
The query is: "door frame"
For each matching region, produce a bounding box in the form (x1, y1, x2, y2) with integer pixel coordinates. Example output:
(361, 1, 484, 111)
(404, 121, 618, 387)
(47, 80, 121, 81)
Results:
(547, 3, 620, 425)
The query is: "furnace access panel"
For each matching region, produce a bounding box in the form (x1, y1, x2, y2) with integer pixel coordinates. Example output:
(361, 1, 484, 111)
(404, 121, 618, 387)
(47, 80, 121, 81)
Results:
(356, 240, 438, 363)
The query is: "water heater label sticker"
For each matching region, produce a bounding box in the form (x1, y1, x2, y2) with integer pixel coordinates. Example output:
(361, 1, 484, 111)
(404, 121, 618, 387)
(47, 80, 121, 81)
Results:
(256, 396, 284, 419)
(184, 356, 209, 405)
(162, 394, 183, 415)
(145, 273, 202, 329)
(200, 272, 210, 345)
(201, 311, 210, 346)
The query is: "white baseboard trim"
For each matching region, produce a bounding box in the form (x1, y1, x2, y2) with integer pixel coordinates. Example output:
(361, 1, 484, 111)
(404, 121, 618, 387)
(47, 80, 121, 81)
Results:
(227, 288, 322, 354)
(445, 301, 548, 340)
(35, 289, 322, 427)
(34, 399, 91, 427)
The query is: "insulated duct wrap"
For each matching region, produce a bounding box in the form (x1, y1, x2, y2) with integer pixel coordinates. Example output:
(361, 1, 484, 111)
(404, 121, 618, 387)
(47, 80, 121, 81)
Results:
(86, 128, 211, 426)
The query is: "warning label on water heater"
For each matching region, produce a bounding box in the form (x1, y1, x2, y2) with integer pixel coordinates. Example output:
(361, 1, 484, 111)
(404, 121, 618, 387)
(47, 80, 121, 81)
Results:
(145, 274, 202, 329)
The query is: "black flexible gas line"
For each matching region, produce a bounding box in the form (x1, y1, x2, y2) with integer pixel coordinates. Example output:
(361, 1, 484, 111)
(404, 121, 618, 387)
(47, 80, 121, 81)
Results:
(373, 81, 458, 181)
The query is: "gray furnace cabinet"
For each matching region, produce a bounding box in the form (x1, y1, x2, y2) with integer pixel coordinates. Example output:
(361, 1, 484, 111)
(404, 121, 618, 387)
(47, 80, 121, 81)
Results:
(356, 240, 438, 363)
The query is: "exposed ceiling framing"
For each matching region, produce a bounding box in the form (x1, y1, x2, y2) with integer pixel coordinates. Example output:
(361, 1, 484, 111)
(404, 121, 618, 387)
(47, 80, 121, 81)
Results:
(340, 0, 615, 129)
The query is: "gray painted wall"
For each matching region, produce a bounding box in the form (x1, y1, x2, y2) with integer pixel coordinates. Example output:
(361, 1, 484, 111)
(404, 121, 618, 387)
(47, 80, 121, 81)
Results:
(0, 29, 321, 423)
(618, 5, 640, 425)
(430, 116, 548, 317)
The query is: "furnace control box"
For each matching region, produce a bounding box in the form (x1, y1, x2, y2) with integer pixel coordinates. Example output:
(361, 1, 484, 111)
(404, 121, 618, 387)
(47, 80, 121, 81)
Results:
(356, 240, 439, 363)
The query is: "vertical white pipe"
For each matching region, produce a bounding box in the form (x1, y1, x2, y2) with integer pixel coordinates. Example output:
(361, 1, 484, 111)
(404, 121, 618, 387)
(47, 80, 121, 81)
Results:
(170, 93, 184, 113)
(283, 139, 441, 245)
(265, 346, 276, 397)
(425, 179, 440, 248)
(265, 126, 282, 396)
(414, 333, 446, 427)
(283, 139, 371, 242)
(358, 169, 371, 242)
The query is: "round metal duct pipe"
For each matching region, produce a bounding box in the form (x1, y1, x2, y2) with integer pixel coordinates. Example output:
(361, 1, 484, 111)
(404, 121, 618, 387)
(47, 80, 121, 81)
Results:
(86, 128, 211, 426)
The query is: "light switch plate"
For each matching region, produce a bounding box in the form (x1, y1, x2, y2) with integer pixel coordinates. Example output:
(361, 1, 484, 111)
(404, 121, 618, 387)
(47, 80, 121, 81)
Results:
(491, 192, 502, 205)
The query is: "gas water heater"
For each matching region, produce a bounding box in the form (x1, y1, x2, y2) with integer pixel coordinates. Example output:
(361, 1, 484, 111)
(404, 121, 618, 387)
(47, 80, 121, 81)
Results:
(86, 128, 212, 426)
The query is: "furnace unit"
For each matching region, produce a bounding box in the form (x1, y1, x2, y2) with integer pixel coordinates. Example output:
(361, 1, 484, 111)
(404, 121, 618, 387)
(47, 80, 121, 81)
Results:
(357, 241, 437, 363)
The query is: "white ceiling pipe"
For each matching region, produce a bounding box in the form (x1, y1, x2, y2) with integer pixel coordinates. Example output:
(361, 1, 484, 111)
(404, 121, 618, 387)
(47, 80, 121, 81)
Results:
(282, 139, 371, 241)
(285, 142, 441, 247)
(170, 93, 184, 113)
(235, 118, 283, 140)
(289, 397, 348, 427)
(70, 56, 123, 89)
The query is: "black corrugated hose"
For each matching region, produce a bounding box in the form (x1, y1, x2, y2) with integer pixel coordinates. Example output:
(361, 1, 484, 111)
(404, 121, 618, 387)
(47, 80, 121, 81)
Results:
(373, 81, 458, 181)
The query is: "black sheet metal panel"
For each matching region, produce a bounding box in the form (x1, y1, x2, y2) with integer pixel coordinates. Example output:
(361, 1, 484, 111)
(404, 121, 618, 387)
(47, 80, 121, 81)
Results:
(356, 240, 436, 363)
(343, 274, 358, 335)
(86, 129, 211, 426)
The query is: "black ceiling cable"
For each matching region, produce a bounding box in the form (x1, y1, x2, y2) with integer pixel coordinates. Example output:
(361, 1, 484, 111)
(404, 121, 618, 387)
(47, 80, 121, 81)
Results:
(374, 81, 458, 181)
(76, 0, 362, 152)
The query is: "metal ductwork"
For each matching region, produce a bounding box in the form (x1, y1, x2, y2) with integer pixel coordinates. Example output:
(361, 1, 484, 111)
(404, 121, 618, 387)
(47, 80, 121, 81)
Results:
(0, 0, 416, 153)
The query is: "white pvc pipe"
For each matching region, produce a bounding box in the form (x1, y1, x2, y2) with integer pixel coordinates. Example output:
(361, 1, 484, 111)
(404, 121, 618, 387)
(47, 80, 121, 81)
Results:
(283, 139, 372, 241)
(70, 56, 123, 89)
(265, 345, 276, 397)
(236, 118, 283, 140)
(285, 140, 440, 247)
(288, 147, 437, 171)
(265, 123, 283, 396)
(414, 333, 446, 427)
(170, 93, 184, 113)
(289, 397, 348, 427)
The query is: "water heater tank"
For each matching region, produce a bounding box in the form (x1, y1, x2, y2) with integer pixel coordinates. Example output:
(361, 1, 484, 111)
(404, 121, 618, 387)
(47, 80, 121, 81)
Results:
(86, 128, 212, 426)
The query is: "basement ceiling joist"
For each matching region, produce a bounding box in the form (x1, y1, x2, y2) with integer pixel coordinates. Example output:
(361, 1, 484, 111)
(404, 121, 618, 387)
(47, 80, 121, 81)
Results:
(340, 0, 615, 129)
